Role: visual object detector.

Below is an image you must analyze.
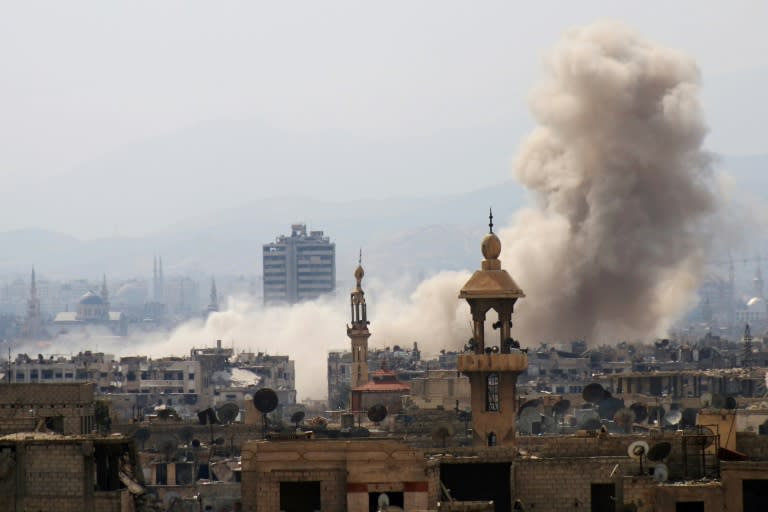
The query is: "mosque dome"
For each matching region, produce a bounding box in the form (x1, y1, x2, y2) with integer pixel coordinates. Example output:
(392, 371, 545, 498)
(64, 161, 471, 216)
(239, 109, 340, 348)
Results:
(747, 297, 765, 311)
(481, 232, 502, 260)
(79, 291, 105, 305)
(115, 282, 146, 305)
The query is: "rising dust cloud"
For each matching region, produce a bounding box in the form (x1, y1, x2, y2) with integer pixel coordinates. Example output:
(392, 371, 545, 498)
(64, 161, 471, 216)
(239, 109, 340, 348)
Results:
(500, 21, 719, 344)
(30, 22, 720, 400)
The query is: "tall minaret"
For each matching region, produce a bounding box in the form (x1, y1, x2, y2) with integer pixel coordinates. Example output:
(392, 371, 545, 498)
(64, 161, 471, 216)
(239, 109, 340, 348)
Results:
(24, 267, 41, 339)
(754, 254, 764, 299)
(153, 256, 159, 301)
(101, 274, 109, 302)
(207, 277, 219, 315)
(457, 209, 528, 447)
(348, 251, 371, 394)
(158, 256, 165, 302)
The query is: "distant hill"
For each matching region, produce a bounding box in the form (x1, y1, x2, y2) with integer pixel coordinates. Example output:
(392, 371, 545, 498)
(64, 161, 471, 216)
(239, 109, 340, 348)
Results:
(0, 180, 526, 280)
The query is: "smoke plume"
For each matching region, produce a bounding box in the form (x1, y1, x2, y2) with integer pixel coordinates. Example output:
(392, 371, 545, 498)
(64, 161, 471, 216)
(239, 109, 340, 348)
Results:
(499, 21, 719, 344)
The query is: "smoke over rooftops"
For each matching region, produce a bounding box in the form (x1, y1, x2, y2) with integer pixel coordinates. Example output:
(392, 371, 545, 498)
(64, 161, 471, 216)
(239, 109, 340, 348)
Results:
(501, 21, 720, 344)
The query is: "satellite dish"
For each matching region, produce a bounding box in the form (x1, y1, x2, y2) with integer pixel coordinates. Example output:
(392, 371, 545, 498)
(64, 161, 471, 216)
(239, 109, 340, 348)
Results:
(253, 388, 279, 413)
(613, 408, 634, 433)
(664, 410, 683, 427)
(157, 435, 178, 461)
(191, 439, 201, 448)
(628, 440, 649, 474)
(598, 397, 625, 420)
(582, 383, 606, 404)
(552, 399, 571, 417)
(576, 409, 600, 430)
(700, 392, 713, 408)
(653, 463, 669, 482)
(711, 394, 726, 409)
(217, 402, 240, 424)
(518, 398, 542, 415)
(518, 407, 542, 435)
(725, 396, 737, 410)
(178, 426, 194, 445)
(647, 442, 672, 462)
(681, 408, 698, 428)
(133, 427, 151, 450)
(628, 440, 649, 459)
(367, 404, 388, 423)
(290, 411, 306, 428)
(690, 427, 715, 449)
(377, 493, 390, 510)
(648, 405, 666, 424)
(630, 403, 648, 423)
(431, 423, 454, 447)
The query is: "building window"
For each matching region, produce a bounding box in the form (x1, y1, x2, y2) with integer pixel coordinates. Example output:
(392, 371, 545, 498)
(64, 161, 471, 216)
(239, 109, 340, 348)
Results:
(486, 373, 499, 412)
(488, 432, 497, 446)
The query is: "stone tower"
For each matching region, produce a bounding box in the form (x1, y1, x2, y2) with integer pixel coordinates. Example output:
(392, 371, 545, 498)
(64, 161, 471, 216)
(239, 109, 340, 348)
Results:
(348, 253, 370, 396)
(457, 211, 528, 447)
(23, 267, 42, 339)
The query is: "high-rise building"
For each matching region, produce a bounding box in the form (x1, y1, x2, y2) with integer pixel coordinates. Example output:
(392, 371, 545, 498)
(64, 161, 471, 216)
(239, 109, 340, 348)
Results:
(262, 223, 335, 304)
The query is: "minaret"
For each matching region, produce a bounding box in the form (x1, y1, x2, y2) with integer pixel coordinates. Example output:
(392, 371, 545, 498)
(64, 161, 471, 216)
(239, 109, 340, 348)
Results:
(153, 256, 159, 301)
(159, 257, 165, 302)
(457, 210, 528, 447)
(24, 267, 41, 339)
(743, 323, 754, 368)
(348, 251, 371, 396)
(754, 254, 764, 299)
(101, 274, 109, 302)
(207, 277, 219, 315)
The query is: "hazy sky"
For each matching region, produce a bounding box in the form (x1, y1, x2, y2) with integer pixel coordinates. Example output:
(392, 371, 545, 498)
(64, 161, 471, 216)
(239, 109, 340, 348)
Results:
(0, 1, 766, 236)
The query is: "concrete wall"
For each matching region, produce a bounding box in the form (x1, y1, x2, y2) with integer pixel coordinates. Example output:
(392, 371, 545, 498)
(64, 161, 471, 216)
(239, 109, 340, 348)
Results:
(0, 382, 96, 435)
(241, 439, 430, 512)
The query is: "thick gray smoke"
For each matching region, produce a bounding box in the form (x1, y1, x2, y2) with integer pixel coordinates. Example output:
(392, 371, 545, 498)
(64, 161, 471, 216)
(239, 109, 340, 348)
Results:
(499, 21, 719, 344)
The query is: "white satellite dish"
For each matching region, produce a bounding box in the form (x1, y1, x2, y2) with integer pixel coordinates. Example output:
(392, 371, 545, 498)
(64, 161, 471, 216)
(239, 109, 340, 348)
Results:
(628, 440, 649, 460)
(653, 463, 669, 482)
(518, 407, 542, 435)
(700, 392, 712, 408)
(664, 410, 683, 427)
(377, 493, 390, 510)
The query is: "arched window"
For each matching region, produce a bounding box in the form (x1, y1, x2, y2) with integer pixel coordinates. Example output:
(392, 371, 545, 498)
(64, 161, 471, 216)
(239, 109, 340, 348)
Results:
(486, 373, 499, 411)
